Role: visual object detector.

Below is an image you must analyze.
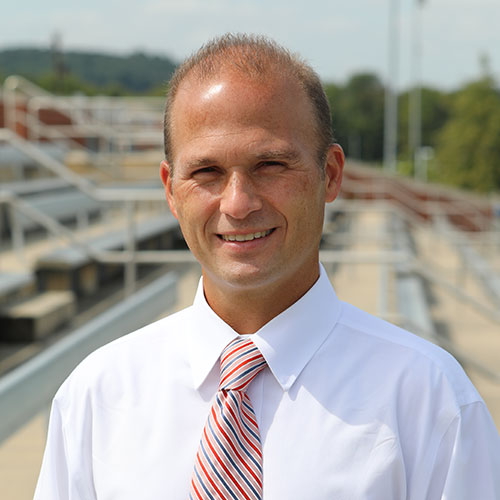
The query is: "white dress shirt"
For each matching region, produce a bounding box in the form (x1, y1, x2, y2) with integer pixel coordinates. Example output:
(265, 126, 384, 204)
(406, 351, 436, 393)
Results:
(34, 266, 500, 499)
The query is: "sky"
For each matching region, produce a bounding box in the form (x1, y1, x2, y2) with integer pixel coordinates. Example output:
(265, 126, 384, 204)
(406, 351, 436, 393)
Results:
(2, 0, 499, 91)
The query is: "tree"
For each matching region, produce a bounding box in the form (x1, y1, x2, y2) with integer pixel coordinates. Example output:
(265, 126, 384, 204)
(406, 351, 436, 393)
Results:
(433, 77, 500, 192)
(35, 72, 99, 95)
(0, 48, 177, 94)
(324, 73, 385, 162)
(398, 87, 451, 160)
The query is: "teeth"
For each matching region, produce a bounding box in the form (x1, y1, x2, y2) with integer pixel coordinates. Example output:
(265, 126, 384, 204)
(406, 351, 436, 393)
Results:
(222, 229, 272, 242)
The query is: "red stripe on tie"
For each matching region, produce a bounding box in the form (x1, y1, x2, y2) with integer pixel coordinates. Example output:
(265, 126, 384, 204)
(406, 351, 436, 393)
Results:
(220, 340, 248, 366)
(203, 417, 252, 500)
(213, 403, 262, 487)
(201, 426, 236, 499)
(241, 396, 259, 429)
(211, 403, 261, 484)
(191, 479, 203, 500)
(224, 395, 262, 460)
(227, 408, 261, 459)
(196, 452, 227, 499)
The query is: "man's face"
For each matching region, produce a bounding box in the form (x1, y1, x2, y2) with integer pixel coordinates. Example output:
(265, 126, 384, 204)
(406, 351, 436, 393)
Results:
(160, 71, 343, 298)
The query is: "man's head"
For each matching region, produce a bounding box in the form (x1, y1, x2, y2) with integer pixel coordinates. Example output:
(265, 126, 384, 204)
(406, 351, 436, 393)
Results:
(160, 34, 344, 316)
(163, 33, 334, 170)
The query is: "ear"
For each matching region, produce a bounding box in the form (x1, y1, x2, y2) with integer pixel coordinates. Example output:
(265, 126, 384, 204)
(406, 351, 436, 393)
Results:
(324, 144, 345, 203)
(160, 160, 178, 219)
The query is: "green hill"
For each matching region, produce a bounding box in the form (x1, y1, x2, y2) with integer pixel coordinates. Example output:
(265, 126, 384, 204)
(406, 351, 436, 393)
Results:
(0, 47, 177, 94)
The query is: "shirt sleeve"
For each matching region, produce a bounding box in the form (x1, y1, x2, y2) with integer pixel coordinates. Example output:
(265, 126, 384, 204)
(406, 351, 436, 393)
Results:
(33, 396, 97, 500)
(430, 401, 500, 499)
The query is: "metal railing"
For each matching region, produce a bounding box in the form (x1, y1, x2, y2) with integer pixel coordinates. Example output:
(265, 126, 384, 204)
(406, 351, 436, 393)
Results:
(3, 75, 164, 152)
(324, 203, 500, 383)
(1, 200, 499, 448)
(341, 162, 495, 233)
(0, 129, 166, 294)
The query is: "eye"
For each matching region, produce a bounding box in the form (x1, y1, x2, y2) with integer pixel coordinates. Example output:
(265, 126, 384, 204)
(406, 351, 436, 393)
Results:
(192, 166, 219, 178)
(257, 161, 286, 172)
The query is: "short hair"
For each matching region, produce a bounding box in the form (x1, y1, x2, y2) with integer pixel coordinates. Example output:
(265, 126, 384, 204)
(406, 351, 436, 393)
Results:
(163, 33, 334, 168)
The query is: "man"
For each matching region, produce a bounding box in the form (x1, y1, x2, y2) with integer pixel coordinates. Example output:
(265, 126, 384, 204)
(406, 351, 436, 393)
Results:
(35, 34, 500, 499)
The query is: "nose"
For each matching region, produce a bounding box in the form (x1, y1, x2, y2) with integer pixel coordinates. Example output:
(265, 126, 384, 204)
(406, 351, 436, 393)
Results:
(219, 171, 262, 219)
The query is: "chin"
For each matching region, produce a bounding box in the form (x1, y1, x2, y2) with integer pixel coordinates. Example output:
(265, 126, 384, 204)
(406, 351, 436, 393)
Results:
(206, 264, 280, 290)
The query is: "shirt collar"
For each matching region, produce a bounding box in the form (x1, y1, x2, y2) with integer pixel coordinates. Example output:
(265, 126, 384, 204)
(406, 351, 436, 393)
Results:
(187, 264, 342, 391)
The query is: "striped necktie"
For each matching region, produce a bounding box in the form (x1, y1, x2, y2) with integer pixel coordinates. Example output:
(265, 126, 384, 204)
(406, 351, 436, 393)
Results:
(189, 337, 267, 500)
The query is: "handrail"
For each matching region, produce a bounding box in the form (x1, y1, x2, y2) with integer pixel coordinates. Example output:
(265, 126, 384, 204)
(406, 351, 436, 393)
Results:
(0, 129, 97, 197)
(0, 190, 105, 261)
(432, 216, 500, 306)
(4, 75, 53, 98)
(3, 75, 53, 132)
(9, 112, 116, 179)
(0, 129, 164, 201)
(341, 175, 494, 231)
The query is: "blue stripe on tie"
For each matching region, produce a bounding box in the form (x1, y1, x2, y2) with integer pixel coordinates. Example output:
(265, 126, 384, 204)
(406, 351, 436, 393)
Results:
(242, 398, 260, 430)
(200, 440, 239, 500)
(214, 395, 256, 463)
(207, 418, 260, 498)
(220, 346, 258, 377)
(219, 394, 262, 472)
(223, 359, 265, 389)
(230, 392, 261, 443)
(194, 466, 216, 500)
(215, 395, 248, 451)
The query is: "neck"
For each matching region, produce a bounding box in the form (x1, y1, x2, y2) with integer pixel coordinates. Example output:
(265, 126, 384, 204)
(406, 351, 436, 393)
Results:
(202, 266, 320, 334)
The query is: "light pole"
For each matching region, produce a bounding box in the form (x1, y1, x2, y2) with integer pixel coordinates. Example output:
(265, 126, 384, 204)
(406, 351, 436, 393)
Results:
(409, 0, 425, 179)
(383, 0, 399, 173)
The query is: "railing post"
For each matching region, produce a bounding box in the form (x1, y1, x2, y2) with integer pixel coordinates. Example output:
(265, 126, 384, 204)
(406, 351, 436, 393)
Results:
(4, 79, 17, 134)
(377, 212, 390, 320)
(8, 202, 26, 263)
(124, 199, 137, 296)
(76, 210, 89, 232)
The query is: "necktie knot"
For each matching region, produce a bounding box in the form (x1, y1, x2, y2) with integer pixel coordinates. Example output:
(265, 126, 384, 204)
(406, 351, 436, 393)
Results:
(219, 337, 266, 392)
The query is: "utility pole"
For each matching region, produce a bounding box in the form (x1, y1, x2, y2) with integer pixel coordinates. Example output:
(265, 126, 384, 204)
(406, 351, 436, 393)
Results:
(383, 0, 399, 173)
(409, 0, 425, 180)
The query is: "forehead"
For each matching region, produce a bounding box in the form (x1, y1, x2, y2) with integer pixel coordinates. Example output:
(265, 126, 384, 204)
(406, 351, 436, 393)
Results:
(169, 71, 317, 162)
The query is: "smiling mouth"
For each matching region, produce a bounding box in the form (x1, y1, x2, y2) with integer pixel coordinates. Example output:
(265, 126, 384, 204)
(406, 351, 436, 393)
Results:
(219, 228, 274, 242)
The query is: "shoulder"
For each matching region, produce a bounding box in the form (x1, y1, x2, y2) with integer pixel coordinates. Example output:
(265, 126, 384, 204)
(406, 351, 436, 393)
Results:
(316, 301, 490, 461)
(331, 301, 481, 409)
(54, 305, 195, 410)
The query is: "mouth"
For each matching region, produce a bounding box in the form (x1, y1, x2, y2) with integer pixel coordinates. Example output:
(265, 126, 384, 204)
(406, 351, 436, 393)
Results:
(218, 228, 275, 242)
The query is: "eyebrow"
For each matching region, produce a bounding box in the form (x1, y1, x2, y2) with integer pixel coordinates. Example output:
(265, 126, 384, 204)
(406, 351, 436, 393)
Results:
(254, 149, 301, 162)
(184, 157, 219, 169)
